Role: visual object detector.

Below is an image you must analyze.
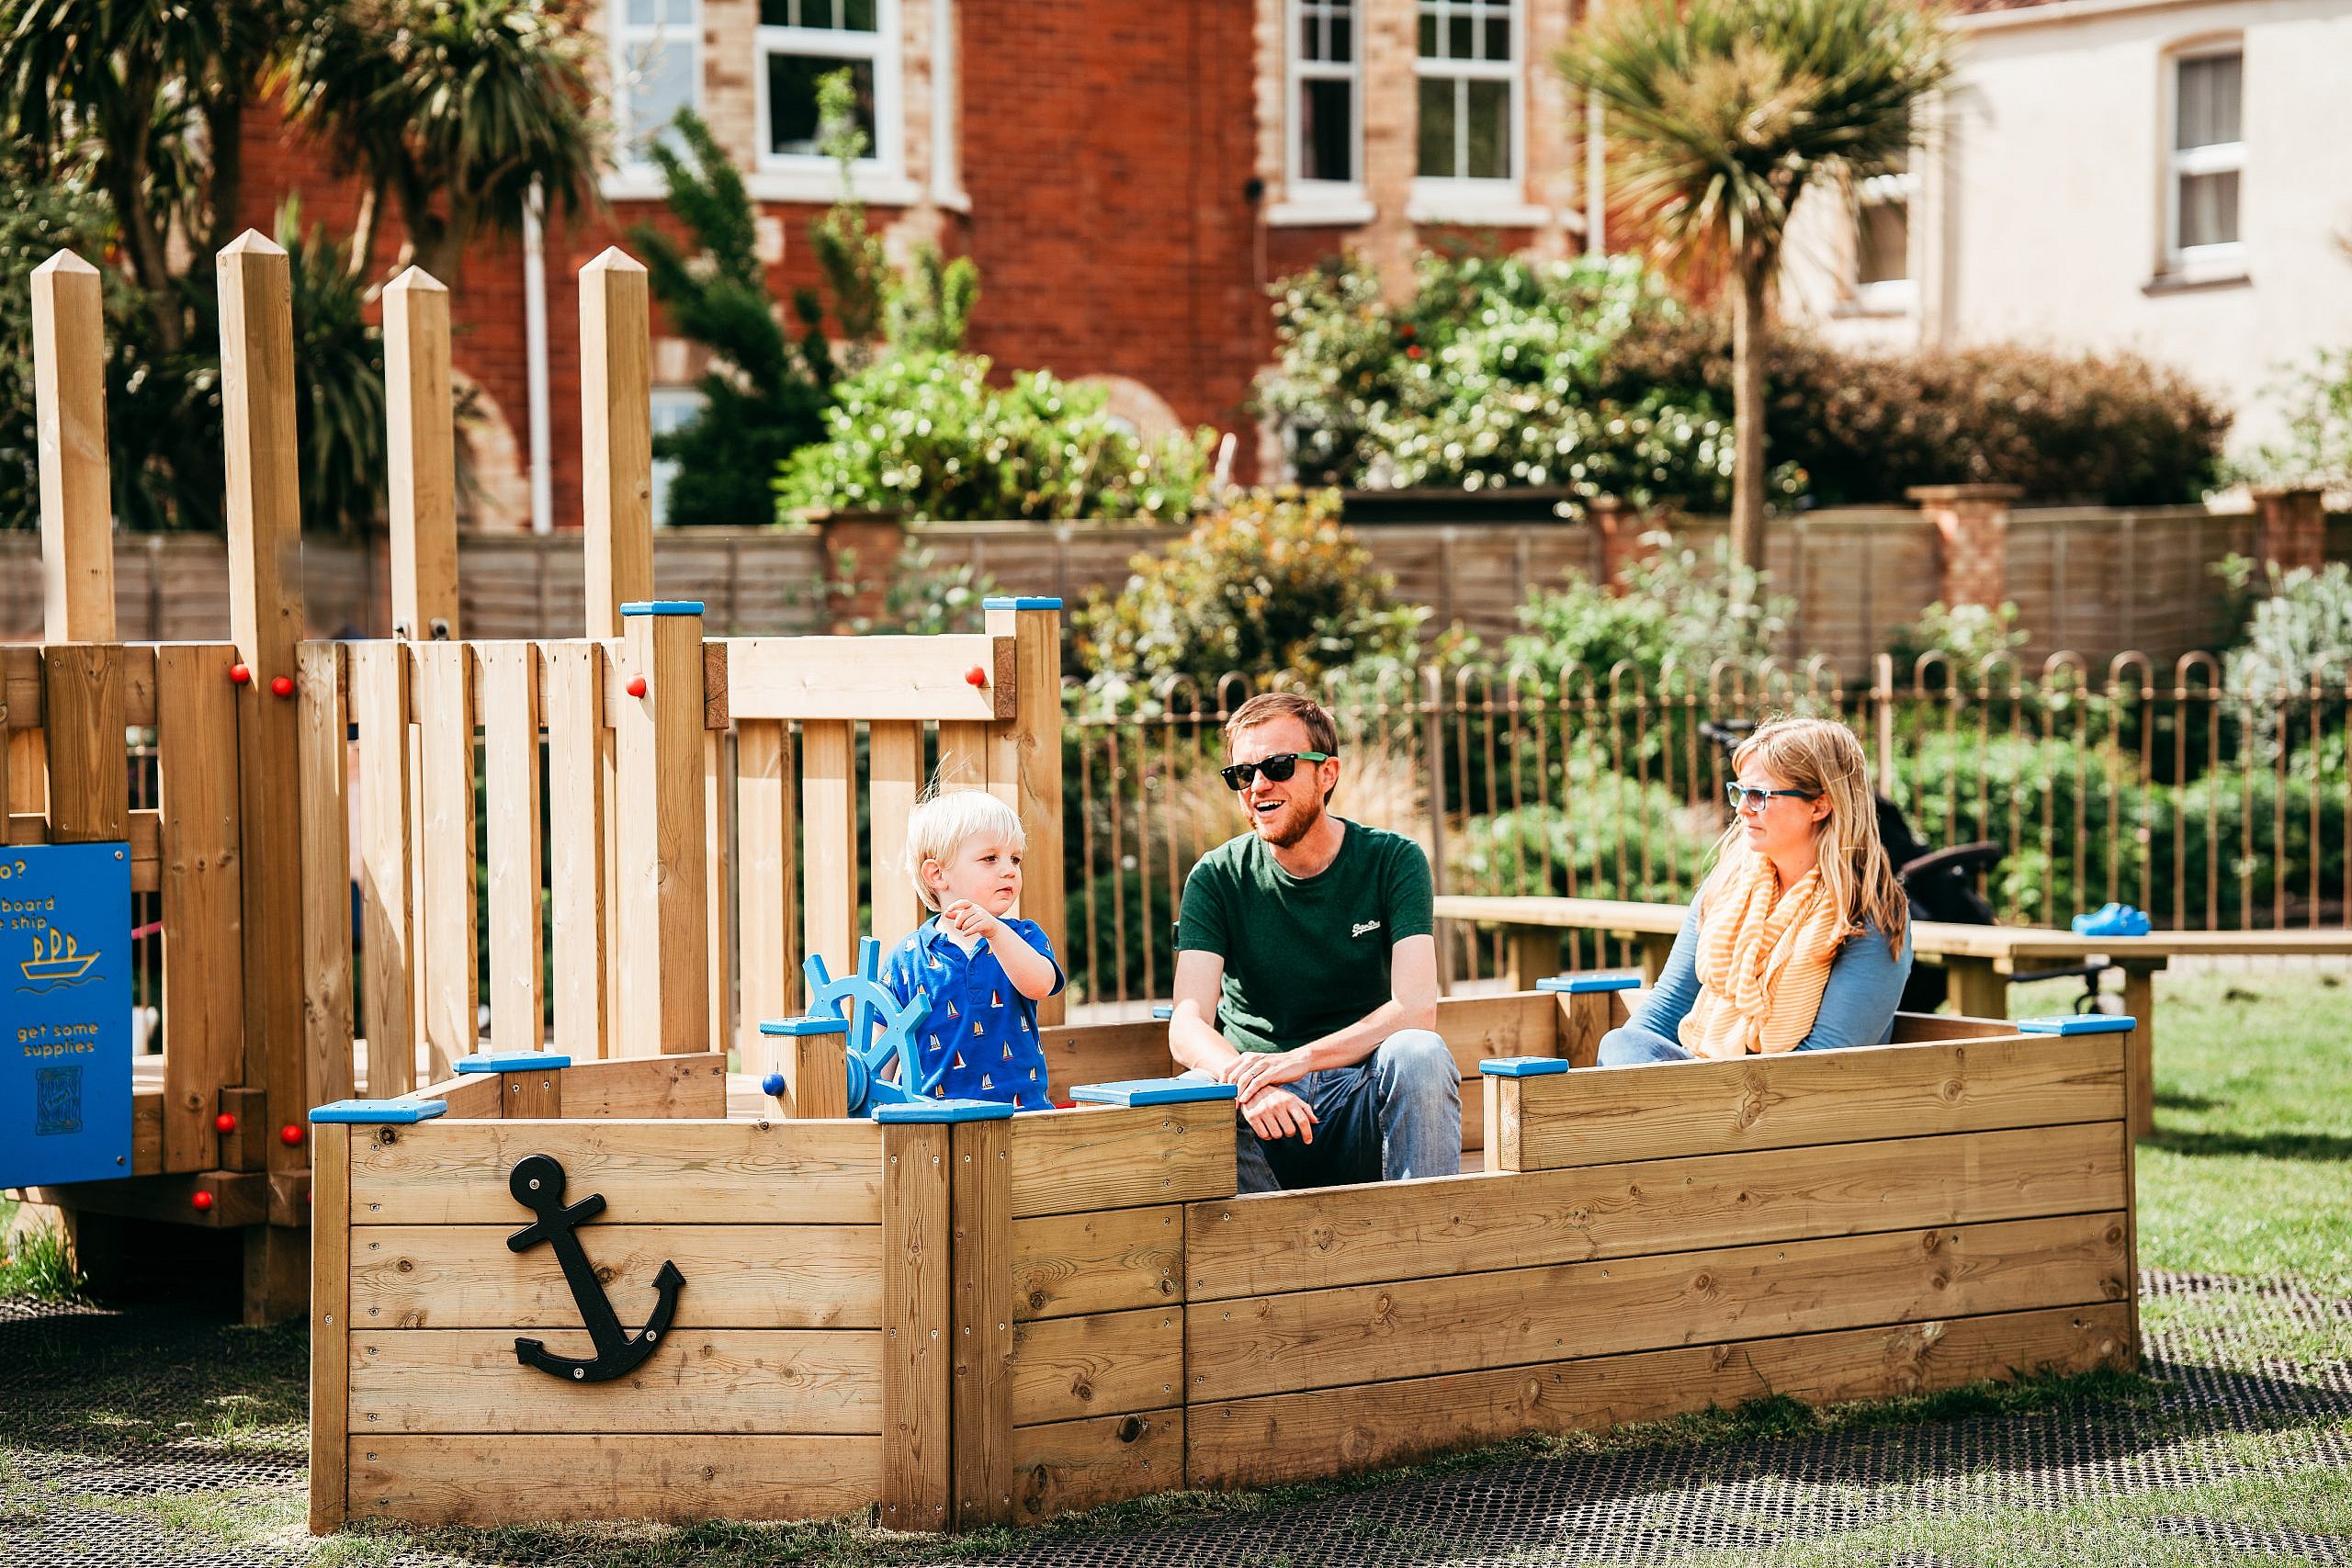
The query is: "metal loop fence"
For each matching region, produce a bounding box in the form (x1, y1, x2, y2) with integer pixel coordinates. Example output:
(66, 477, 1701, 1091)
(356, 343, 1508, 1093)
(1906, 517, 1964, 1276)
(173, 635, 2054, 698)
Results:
(1058, 650, 2352, 1014)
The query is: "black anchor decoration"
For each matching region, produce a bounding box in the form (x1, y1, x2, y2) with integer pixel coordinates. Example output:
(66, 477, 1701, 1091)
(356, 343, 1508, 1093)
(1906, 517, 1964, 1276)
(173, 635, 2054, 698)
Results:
(506, 1153, 686, 1383)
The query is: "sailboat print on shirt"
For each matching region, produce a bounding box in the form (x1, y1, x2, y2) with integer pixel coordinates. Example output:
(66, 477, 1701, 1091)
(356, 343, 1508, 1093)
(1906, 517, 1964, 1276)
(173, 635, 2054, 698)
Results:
(991, 989, 1003, 1009)
(980, 1074, 994, 1091)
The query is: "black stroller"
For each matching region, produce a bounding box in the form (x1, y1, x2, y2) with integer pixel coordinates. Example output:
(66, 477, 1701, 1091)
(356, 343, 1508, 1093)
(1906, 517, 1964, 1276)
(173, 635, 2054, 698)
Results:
(1697, 721, 2108, 1015)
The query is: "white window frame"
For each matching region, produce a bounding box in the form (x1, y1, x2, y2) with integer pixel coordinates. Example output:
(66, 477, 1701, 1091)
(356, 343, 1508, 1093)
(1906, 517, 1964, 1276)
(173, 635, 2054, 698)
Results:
(753, 0, 909, 201)
(1286, 0, 1366, 212)
(2163, 40, 2246, 279)
(605, 0, 703, 200)
(1409, 0, 1531, 221)
(1851, 167, 1917, 316)
(648, 385, 707, 528)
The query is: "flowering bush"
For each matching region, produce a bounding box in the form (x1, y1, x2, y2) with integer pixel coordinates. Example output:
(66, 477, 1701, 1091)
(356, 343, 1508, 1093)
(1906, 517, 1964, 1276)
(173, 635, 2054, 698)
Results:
(775, 352, 1214, 524)
(1072, 488, 1424, 709)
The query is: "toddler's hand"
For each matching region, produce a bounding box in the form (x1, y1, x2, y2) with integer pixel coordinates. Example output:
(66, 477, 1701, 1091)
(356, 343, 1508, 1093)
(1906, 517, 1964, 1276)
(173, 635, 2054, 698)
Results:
(941, 899, 1001, 941)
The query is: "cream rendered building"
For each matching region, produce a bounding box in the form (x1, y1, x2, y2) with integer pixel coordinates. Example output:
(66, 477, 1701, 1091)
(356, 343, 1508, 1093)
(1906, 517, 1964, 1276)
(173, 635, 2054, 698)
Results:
(1780, 0, 2352, 455)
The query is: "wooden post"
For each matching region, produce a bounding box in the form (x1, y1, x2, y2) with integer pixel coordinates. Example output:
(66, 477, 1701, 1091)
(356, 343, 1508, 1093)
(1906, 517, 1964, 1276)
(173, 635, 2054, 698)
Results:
(543, 641, 611, 1059)
(2120, 961, 2160, 1141)
(412, 642, 478, 1077)
(31, 252, 113, 642)
(579, 249, 653, 640)
(383, 267, 459, 642)
(983, 598, 1066, 1026)
(298, 642, 356, 1111)
(478, 642, 546, 1051)
(950, 1116, 1014, 1529)
(351, 642, 416, 1094)
(308, 1120, 350, 1533)
(736, 720, 799, 1038)
(219, 232, 311, 1270)
(40, 645, 126, 842)
(882, 1120, 952, 1531)
(156, 645, 247, 1172)
(614, 603, 709, 1055)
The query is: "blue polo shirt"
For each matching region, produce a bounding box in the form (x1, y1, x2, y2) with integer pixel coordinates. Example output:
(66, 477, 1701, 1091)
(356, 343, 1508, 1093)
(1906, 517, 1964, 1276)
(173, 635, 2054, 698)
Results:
(879, 917, 1065, 1109)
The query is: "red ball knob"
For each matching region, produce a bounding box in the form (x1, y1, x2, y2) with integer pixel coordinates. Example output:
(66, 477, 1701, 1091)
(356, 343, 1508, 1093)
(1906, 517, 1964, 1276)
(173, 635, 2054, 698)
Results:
(190, 1190, 215, 1212)
(228, 663, 252, 686)
(965, 666, 988, 688)
(279, 1122, 304, 1147)
(270, 674, 295, 698)
(626, 674, 648, 698)
(214, 1112, 236, 1134)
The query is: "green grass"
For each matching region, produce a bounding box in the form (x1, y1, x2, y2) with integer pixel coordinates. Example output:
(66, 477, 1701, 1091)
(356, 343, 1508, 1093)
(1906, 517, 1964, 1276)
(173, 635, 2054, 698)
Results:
(0, 1198, 85, 1303)
(2008, 966, 2352, 1294)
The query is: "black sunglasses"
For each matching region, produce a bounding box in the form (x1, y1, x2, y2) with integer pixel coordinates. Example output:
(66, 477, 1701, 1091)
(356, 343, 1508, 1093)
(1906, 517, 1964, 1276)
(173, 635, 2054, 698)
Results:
(1220, 751, 1333, 790)
(1725, 782, 1822, 812)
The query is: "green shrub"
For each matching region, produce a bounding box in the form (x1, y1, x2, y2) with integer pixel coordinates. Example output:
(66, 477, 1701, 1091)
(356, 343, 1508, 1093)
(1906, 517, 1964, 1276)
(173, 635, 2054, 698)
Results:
(1261, 251, 1794, 513)
(2214, 558, 2352, 753)
(1451, 753, 1718, 907)
(1503, 537, 1792, 696)
(1072, 489, 1424, 709)
(1261, 247, 2228, 508)
(2235, 346, 2352, 493)
(776, 352, 1214, 525)
(1607, 321, 2228, 507)
(1885, 601, 2031, 680)
(1891, 731, 2153, 926)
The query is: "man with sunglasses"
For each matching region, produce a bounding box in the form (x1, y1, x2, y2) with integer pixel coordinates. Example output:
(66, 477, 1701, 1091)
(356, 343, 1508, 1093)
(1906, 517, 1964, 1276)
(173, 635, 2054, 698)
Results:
(1170, 693, 1458, 1192)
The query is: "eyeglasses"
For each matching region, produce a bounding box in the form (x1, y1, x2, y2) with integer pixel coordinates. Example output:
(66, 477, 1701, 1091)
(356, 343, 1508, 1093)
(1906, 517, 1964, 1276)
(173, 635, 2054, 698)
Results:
(1220, 751, 1334, 790)
(1725, 782, 1821, 812)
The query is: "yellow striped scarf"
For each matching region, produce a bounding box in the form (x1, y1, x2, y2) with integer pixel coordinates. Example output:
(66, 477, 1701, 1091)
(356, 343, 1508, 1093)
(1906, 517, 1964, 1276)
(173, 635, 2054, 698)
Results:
(1678, 858, 1853, 1059)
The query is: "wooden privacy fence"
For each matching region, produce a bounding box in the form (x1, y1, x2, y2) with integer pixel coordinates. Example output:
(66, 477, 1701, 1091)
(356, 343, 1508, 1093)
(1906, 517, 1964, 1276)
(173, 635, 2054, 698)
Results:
(311, 988, 2138, 1530)
(307, 604, 1068, 1104)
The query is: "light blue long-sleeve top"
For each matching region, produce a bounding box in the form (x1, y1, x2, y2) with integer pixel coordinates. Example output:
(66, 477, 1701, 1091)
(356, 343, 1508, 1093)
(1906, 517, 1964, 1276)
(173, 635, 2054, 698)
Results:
(1597, 900, 1914, 1064)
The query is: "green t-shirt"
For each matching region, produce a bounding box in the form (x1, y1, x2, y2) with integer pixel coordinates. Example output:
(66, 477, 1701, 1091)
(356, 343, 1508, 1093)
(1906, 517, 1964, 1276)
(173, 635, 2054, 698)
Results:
(1175, 820, 1434, 1055)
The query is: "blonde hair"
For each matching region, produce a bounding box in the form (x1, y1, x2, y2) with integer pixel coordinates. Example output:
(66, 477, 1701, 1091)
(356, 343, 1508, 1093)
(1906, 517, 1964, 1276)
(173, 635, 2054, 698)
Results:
(1698, 717, 1908, 955)
(904, 788, 1026, 912)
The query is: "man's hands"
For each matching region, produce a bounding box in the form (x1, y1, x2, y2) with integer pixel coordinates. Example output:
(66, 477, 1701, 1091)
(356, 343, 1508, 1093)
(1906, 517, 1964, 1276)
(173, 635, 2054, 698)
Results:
(1238, 1085, 1316, 1144)
(1217, 1050, 1316, 1144)
(1219, 1046, 1309, 1102)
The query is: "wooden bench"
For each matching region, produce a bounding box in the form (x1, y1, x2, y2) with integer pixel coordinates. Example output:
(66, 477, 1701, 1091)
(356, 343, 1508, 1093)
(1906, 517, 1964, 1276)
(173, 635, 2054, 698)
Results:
(1436, 893, 2352, 1137)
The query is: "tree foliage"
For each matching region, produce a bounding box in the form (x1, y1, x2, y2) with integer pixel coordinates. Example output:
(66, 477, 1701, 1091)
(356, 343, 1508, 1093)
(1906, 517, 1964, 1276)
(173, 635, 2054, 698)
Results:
(1558, 0, 1954, 566)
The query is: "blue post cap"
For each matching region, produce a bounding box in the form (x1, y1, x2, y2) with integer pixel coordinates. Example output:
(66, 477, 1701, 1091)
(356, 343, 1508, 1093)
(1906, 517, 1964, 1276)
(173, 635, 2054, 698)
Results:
(618, 600, 707, 617)
(873, 1098, 1019, 1123)
(310, 1098, 450, 1124)
(1536, 975, 1641, 994)
(453, 1051, 574, 1074)
(1479, 1056, 1573, 1077)
(1150, 1004, 1173, 1021)
(2016, 1014, 2138, 1035)
(1070, 1077, 1238, 1107)
(980, 596, 1063, 611)
(761, 1016, 850, 1036)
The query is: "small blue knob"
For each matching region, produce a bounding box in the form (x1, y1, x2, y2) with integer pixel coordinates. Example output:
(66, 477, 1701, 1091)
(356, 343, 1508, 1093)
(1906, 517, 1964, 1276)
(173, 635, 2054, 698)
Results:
(762, 1072, 786, 1098)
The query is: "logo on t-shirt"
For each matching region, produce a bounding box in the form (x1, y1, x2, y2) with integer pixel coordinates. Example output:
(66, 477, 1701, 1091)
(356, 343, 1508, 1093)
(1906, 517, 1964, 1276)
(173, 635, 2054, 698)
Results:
(1351, 919, 1382, 938)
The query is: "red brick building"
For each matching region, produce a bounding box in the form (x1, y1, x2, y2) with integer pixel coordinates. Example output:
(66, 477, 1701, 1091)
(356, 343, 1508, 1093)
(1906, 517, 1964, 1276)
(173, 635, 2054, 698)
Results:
(240, 1, 1597, 532)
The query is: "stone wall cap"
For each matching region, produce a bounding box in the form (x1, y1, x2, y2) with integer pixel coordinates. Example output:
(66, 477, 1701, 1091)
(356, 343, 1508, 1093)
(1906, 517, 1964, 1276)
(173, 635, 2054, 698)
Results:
(1906, 484, 2024, 503)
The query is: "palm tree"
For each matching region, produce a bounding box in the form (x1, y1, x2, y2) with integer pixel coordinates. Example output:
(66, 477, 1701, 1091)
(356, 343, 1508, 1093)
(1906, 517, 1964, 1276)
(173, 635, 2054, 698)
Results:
(273, 0, 605, 288)
(1559, 0, 1953, 570)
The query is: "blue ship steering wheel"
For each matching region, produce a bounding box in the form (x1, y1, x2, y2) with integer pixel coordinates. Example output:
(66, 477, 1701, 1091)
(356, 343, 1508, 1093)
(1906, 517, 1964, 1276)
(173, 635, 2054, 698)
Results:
(759, 937, 943, 1115)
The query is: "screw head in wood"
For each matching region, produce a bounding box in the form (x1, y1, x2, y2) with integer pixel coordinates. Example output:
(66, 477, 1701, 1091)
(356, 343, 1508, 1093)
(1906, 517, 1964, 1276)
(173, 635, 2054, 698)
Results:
(627, 674, 648, 698)
(228, 663, 251, 686)
(214, 1112, 236, 1134)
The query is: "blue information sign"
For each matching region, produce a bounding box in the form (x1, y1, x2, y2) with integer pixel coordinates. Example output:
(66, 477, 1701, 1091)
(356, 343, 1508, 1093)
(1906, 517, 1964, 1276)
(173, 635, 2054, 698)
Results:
(2, 842, 131, 1188)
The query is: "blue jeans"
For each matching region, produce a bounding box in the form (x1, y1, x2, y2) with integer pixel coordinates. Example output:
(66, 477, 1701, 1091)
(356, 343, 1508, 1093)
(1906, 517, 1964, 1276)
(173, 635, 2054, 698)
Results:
(1192, 1030, 1461, 1193)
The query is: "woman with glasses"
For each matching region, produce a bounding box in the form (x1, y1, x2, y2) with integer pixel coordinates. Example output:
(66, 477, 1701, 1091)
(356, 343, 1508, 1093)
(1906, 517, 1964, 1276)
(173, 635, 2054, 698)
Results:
(1596, 717, 1913, 1066)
